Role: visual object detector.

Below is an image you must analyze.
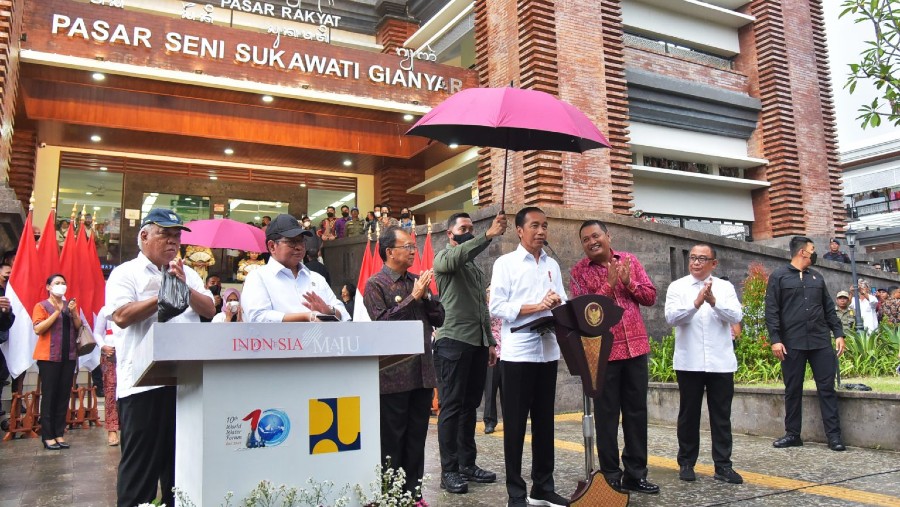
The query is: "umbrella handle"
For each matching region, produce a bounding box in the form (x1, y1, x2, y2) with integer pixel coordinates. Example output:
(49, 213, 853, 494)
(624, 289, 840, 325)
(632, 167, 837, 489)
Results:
(500, 146, 509, 214)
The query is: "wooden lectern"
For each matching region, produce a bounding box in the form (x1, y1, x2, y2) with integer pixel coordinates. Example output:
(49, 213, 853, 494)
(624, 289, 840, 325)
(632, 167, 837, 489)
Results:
(517, 295, 630, 506)
(132, 321, 423, 507)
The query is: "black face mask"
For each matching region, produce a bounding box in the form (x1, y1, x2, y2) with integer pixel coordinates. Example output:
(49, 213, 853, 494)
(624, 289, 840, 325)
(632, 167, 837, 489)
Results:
(452, 232, 475, 244)
(327, 212, 335, 218)
(341, 212, 349, 218)
(809, 252, 817, 265)
(400, 213, 410, 219)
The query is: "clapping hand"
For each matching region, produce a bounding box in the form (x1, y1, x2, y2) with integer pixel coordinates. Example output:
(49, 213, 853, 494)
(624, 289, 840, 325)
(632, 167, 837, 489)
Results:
(607, 255, 632, 287)
(695, 280, 716, 308)
(541, 289, 562, 310)
(413, 270, 433, 300)
(67, 299, 78, 314)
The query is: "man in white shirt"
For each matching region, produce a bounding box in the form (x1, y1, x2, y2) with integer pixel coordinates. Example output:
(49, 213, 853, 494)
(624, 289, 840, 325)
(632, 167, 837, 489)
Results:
(851, 279, 878, 332)
(664, 243, 743, 485)
(490, 207, 569, 507)
(242, 214, 348, 323)
(105, 208, 216, 507)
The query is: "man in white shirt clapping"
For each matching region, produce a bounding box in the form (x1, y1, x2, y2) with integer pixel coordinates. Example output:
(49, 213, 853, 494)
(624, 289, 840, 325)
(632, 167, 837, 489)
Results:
(664, 243, 743, 485)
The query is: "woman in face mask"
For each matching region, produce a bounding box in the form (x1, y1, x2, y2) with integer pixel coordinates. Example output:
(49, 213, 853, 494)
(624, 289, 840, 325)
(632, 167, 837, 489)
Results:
(398, 207, 413, 232)
(31, 273, 82, 450)
(212, 288, 243, 323)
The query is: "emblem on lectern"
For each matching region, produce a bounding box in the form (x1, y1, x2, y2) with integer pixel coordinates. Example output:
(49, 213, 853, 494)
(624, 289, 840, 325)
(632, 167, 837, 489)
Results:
(309, 397, 362, 455)
(238, 408, 291, 449)
(584, 302, 604, 328)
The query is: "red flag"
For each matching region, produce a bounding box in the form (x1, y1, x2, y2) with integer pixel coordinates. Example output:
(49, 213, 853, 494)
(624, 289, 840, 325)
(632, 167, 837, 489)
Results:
(353, 238, 373, 322)
(72, 225, 93, 329)
(421, 230, 438, 295)
(2, 212, 42, 377)
(410, 226, 422, 275)
(58, 220, 77, 284)
(86, 232, 106, 327)
(36, 208, 60, 289)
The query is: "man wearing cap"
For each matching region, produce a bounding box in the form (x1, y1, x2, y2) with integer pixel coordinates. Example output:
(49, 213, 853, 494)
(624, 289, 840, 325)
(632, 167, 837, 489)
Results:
(823, 239, 850, 263)
(345, 207, 366, 238)
(106, 208, 216, 507)
(242, 214, 348, 323)
(834, 291, 856, 332)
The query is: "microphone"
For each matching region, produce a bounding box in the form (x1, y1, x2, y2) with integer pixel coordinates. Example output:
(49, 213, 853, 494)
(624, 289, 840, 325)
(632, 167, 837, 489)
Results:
(543, 240, 561, 261)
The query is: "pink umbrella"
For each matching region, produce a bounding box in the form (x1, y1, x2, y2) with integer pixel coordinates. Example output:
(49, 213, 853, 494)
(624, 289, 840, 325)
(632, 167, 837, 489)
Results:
(407, 86, 610, 211)
(181, 218, 267, 252)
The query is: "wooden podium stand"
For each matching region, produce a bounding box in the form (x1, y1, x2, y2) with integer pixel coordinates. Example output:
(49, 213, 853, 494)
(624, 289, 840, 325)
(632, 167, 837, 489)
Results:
(133, 321, 423, 507)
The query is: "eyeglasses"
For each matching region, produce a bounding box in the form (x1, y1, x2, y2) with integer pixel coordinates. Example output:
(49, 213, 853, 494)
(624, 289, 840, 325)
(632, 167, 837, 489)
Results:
(276, 239, 306, 249)
(391, 244, 417, 252)
(688, 256, 715, 264)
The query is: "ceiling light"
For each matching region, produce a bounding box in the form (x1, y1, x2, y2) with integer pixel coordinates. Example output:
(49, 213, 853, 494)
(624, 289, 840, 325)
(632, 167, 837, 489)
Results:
(99, 166, 108, 171)
(92, 72, 105, 81)
(210, 176, 218, 180)
(90, 135, 102, 142)
(300, 183, 307, 188)
(261, 95, 274, 103)
(186, 198, 193, 202)
(224, 148, 234, 155)
(93, 206, 101, 211)
(449, 143, 459, 149)
(403, 114, 414, 121)
(150, 192, 159, 197)
(342, 159, 352, 167)
(85, 191, 93, 195)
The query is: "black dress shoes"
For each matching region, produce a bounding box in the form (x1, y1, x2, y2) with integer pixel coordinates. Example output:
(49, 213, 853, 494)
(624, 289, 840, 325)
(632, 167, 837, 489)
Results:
(459, 464, 497, 483)
(55, 440, 70, 449)
(440, 472, 468, 494)
(621, 478, 660, 494)
(773, 434, 803, 448)
(679, 465, 696, 481)
(828, 439, 846, 451)
(42, 440, 61, 450)
(484, 423, 496, 434)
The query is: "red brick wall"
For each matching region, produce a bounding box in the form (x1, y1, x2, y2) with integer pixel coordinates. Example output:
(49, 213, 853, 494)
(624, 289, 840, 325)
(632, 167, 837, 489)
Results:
(376, 17, 419, 54)
(0, 0, 24, 183)
(625, 47, 749, 94)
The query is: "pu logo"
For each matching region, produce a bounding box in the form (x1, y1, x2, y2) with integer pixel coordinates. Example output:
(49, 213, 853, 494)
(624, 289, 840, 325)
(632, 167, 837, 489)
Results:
(309, 397, 361, 454)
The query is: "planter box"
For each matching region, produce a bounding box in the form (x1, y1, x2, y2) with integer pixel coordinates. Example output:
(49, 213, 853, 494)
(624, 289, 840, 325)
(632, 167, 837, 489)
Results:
(647, 382, 900, 451)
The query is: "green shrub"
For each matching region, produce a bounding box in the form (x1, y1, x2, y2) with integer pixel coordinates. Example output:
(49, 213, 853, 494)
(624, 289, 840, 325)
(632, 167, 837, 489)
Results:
(649, 332, 676, 382)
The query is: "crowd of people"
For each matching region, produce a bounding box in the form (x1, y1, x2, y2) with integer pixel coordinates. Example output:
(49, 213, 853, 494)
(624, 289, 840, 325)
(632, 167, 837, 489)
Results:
(0, 203, 882, 507)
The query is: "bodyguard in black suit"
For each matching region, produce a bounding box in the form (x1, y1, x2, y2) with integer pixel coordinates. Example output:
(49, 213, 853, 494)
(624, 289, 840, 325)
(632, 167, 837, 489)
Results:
(764, 236, 847, 451)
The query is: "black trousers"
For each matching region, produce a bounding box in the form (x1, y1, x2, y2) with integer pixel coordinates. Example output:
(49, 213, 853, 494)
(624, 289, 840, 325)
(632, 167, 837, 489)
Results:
(434, 339, 489, 472)
(483, 362, 502, 425)
(676, 370, 734, 468)
(781, 346, 841, 439)
(500, 360, 558, 500)
(594, 354, 649, 482)
(117, 386, 176, 507)
(380, 388, 432, 496)
(37, 359, 76, 441)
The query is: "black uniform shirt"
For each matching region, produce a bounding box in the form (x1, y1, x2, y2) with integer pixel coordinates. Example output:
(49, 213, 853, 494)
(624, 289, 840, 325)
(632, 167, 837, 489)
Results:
(764, 264, 844, 350)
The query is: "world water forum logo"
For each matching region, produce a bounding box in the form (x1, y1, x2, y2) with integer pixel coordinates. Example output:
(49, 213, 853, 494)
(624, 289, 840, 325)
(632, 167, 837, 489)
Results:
(230, 408, 291, 449)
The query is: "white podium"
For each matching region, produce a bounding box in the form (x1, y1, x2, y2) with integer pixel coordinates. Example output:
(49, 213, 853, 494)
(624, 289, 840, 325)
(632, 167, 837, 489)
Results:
(133, 321, 423, 506)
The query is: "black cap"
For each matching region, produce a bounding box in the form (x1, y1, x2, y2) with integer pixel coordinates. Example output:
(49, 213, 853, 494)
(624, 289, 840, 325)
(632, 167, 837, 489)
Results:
(265, 214, 313, 241)
(142, 208, 191, 231)
(831, 238, 840, 245)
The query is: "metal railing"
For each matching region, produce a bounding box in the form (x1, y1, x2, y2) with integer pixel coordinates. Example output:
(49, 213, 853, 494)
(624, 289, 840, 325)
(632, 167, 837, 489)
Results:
(623, 32, 735, 71)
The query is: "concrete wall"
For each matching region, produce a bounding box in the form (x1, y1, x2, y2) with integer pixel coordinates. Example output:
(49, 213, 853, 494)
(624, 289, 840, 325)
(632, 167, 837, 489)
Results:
(648, 383, 900, 450)
(323, 203, 900, 340)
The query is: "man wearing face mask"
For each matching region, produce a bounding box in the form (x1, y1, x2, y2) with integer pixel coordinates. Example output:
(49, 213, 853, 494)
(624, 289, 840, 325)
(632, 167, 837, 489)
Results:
(302, 216, 323, 261)
(334, 205, 351, 238)
(432, 212, 507, 493)
(765, 236, 846, 452)
(320, 206, 338, 241)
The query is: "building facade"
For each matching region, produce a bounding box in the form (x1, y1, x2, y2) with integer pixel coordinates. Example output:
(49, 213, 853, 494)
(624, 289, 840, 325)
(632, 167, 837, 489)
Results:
(0, 0, 846, 266)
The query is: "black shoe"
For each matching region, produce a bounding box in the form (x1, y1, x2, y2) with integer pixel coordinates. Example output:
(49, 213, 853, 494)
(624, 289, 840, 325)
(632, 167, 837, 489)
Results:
(773, 434, 803, 448)
(508, 497, 528, 507)
(604, 476, 625, 493)
(55, 440, 70, 449)
(527, 490, 570, 507)
(679, 465, 696, 482)
(42, 440, 61, 450)
(460, 464, 496, 484)
(714, 466, 743, 484)
(621, 478, 660, 494)
(484, 423, 496, 434)
(440, 472, 468, 494)
(828, 439, 846, 451)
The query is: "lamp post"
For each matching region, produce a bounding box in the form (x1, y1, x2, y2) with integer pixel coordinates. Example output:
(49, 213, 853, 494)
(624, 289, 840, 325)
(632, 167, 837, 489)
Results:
(845, 227, 865, 334)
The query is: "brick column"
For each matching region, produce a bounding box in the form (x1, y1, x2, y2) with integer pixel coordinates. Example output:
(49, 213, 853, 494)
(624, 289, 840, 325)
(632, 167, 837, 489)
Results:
(474, 0, 633, 214)
(739, 0, 844, 239)
(375, 0, 419, 54)
(375, 165, 425, 213)
(0, 0, 25, 183)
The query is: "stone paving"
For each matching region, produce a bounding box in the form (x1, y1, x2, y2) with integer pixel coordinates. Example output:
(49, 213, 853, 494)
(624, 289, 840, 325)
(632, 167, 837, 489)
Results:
(1, 413, 898, 506)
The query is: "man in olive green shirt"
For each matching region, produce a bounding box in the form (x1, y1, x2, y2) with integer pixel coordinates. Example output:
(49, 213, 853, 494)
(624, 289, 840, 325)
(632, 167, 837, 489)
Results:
(344, 207, 366, 238)
(433, 212, 507, 494)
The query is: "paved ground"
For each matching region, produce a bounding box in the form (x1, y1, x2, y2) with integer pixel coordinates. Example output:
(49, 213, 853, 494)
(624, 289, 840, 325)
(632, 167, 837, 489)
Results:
(1, 412, 898, 506)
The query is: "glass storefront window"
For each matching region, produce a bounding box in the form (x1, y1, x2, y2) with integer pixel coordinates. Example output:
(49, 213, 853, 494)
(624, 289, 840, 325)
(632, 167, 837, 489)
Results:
(307, 190, 356, 222)
(227, 199, 289, 225)
(57, 168, 124, 269)
(141, 193, 210, 223)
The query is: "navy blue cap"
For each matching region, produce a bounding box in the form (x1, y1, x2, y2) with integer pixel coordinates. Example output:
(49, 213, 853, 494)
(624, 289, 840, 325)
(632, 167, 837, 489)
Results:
(142, 208, 190, 231)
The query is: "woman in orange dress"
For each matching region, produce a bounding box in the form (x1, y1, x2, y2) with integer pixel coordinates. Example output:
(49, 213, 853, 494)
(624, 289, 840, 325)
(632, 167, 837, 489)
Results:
(32, 273, 82, 450)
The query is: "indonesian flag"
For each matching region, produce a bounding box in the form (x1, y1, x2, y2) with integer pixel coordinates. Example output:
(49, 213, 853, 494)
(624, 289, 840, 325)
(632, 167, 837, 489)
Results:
(420, 229, 438, 295)
(353, 238, 373, 322)
(78, 231, 106, 371)
(1, 212, 42, 377)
